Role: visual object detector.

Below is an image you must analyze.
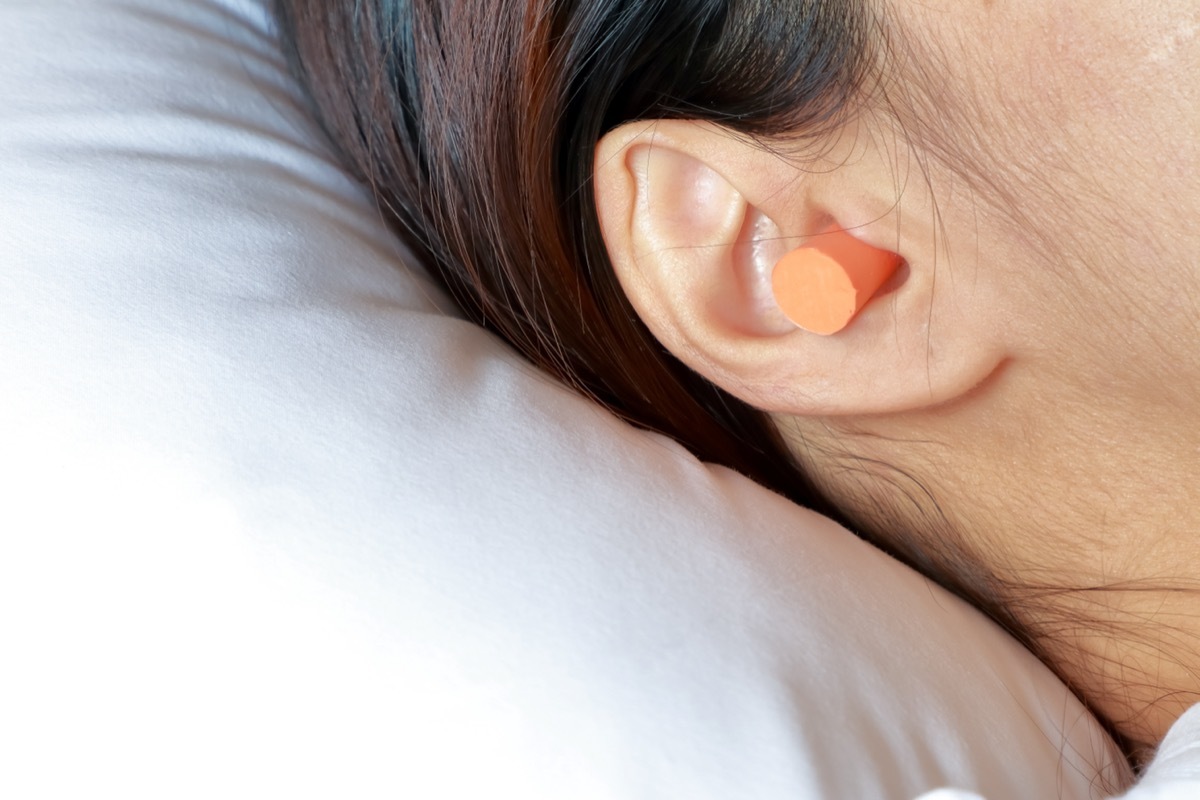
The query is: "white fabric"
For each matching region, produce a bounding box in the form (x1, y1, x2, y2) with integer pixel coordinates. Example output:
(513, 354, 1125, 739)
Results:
(1117, 705, 1200, 798)
(921, 705, 1200, 800)
(0, 0, 1134, 797)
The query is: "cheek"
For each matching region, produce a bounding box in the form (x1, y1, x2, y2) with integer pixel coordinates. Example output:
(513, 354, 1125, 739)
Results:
(1013, 5, 1200, 321)
(1025, 4, 1200, 153)
(890, 0, 1200, 383)
(917, 5, 1198, 278)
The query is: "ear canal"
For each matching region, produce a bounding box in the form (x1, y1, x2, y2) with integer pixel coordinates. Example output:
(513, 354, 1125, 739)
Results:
(771, 225, 902, 335)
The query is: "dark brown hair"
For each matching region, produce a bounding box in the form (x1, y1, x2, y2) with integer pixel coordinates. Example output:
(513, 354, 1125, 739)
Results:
(272, 0, 878, 523)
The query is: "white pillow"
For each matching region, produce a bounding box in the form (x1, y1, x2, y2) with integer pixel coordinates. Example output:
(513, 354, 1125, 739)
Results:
(0, 0, 1131, 797)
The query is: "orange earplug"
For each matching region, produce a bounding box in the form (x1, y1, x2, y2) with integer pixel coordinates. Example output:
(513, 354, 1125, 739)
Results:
(771, 225, 901, 335)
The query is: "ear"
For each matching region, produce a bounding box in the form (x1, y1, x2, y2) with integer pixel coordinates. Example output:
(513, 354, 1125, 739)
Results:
(593, 119, 1010, 416)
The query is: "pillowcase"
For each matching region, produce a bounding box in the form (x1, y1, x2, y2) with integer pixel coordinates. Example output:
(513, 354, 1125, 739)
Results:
(0, 0, 1131, 797)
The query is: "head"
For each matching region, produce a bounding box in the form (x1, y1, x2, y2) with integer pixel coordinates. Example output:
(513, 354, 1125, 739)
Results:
(276, 0, 1200, 750)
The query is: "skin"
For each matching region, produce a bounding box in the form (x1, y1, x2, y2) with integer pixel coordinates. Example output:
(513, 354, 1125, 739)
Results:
(595, 0, 1200, 756)
(788, 0, 1200, 752)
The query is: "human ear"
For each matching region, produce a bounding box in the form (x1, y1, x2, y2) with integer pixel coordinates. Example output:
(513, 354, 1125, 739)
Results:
(592, 119, 1009, 417)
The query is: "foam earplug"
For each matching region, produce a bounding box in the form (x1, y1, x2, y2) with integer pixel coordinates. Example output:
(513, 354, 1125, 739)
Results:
(771, 225, 901, 335)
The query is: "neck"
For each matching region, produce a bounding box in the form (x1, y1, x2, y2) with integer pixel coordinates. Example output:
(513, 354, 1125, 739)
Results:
(1025, 574, 1200, 760)
(783, 362, 1200, 755)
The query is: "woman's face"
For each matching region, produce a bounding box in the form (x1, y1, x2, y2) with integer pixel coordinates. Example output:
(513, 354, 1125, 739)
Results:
(892, 0, 1200, 393)
(800, 1, 1200, 744)
(798, 1, 1200, 508)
